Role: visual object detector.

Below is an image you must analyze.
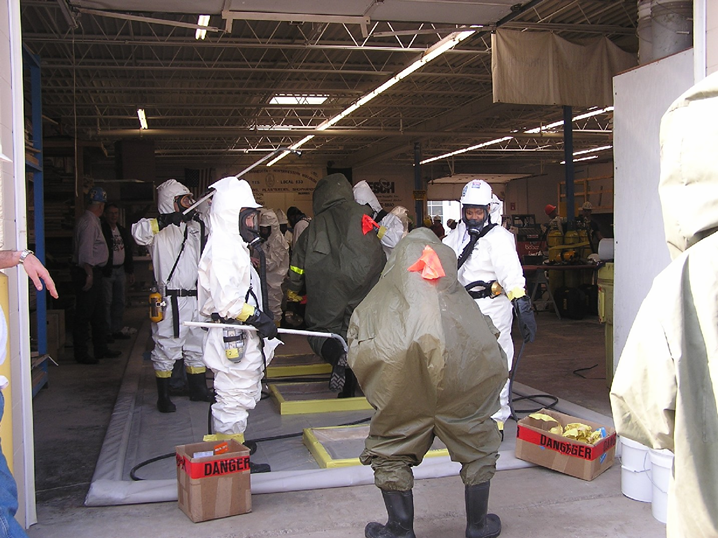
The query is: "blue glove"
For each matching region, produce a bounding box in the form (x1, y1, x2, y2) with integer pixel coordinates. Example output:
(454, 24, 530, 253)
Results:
(512, 295, 537, 343)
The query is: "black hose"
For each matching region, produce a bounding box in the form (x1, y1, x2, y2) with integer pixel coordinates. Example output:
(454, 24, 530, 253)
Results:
(508, 340, 559, 421)
(130, 415, 372, 481)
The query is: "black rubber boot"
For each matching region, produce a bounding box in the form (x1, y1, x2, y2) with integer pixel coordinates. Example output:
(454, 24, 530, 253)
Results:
(322, 339, 347, 392)
(365, 490, 416, 538)
(338, 369, 357, 398)
(155, 377, 177, 413)
(465, 481, 501, 538)
(187, 372, 213, 402)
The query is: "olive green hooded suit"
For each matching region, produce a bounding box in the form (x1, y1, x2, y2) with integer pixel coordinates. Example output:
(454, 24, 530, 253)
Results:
(348, 228, 508, 491)
(610, 71, 718, 538)
(288, 173, 385, 357)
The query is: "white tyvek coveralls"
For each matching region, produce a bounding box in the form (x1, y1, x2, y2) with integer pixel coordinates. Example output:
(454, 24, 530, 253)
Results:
(198, 176, 281, 436)
(353, 180, 405, 257)
(131, 179, 206, 375)
(259, 209, 290, 322)
(611, 72, 718, 538)
(443, 220, 525, 423)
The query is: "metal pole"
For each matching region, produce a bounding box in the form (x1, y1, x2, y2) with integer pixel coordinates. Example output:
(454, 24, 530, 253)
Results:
(414, 142, 423, 227)
(183, 321, 348, 353)
(182, 147, 300, 215)
(563, 105, 575, 226)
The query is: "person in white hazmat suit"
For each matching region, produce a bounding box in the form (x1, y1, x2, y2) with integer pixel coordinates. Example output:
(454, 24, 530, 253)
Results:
(443, 180, 536, 432)
(197, 176, 281, 464)
(258, 208, 290, 323)
(274, 208, 293, 247)
(610, 72, 718, 538)
(131, 179, 211, 413)
(353, 180, 406, 258)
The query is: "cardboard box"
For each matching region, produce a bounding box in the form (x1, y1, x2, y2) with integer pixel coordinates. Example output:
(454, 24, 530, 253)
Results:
(515, 408, 616, 481)
(176, 439, 251, 522)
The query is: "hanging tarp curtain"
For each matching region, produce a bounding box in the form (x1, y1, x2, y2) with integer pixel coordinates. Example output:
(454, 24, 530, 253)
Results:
(491, 29, 637, 107)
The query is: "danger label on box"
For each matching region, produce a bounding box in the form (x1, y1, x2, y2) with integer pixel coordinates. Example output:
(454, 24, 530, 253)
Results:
(176, 454, 250, 479)
(517, 426, 616, 461)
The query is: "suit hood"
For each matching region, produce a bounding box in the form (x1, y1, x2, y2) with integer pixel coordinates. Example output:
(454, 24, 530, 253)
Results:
(313, 173, 354, 215)
(157, 179, 190, 214)
(659, 72, 718, 258)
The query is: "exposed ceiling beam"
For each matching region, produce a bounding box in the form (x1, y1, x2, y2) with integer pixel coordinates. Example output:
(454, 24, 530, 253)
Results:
(91, 127, 611, 139)
(76, 8, 222, 33)
(22, 34, 487, 54)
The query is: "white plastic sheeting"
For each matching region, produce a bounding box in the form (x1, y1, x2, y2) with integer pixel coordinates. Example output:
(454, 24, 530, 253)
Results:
(85, 323, 611, 506)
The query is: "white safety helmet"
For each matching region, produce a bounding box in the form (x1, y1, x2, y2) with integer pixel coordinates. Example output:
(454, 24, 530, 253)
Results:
(460, 179, 493, 231)
(460, 179, 493, 207)
(352, 180, 382, 214)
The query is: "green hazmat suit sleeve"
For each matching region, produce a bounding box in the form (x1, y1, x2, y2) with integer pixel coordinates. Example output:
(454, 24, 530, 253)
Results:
(348, 228, 508, 489)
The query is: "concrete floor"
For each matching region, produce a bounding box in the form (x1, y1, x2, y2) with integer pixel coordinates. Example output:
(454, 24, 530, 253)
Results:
(27, 306, 666, 538)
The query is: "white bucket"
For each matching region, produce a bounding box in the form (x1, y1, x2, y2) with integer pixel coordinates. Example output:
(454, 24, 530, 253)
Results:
(649, 448, 674, 524)
(620, 437, 652, 502)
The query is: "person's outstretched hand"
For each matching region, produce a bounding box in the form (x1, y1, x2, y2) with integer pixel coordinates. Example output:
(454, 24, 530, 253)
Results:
(23, 254, 59, 299)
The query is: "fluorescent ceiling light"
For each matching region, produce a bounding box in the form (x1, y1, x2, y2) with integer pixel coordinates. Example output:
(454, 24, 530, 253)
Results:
(573, 145, 612, 156)
(269, 95, 328, 105)
(561, 155, 599, 165)
(195, 15, 210, 40)
(255, 124, 310, 131)
(268, 30, 475, 166)
(423, 108, 614, 163)
(421, 137, 512, 165)
(137, 109, 148, 130)
(559, 144, 612, 164)
(524, 106, 614, 134)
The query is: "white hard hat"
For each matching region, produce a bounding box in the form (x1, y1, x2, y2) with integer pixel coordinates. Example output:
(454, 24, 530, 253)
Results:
(582, 201, 593, 211)
(460, 179, 493, 206)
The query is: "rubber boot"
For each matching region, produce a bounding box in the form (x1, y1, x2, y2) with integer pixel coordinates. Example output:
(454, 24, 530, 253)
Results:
(155, 377, 176, 413)
(465, 481, 501, 538)
(187, 372, 213, 402)
(365, 490, 416, 538)
(322, 339, 347, 392)
(338, 369, 357, 399)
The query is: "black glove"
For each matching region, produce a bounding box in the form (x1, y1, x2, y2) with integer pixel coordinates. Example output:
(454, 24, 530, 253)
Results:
(245, 308, 278, 339)
(512, 295, 537, 343)
(321, 338, 345, 366)
(157, 212, 184, 230)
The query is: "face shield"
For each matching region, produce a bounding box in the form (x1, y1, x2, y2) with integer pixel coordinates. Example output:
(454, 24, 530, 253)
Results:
(239, 207, 260, 245)
(463, 204, 490, 234)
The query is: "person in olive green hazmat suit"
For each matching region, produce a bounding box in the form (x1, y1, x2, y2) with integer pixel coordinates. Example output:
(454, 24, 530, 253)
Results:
(348, 228, 508, 538)
(287, 173, 386, 397)
(610, 72, 718, 538)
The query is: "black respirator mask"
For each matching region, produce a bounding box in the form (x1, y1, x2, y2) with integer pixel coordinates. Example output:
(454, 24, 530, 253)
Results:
(174, 193, 197, 220)
(239, 208, 260, 246)
(463, 204, 490, 235)
(259, 226, 271, 241)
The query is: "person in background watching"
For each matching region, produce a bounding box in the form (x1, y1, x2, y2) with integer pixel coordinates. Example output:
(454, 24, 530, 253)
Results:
(0, 248, 57, 538)
(101, 203, 135, 342)
(72, 187, 121, 365)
